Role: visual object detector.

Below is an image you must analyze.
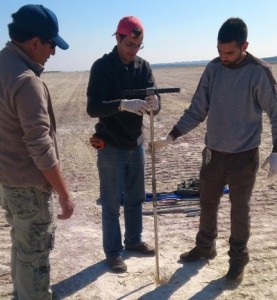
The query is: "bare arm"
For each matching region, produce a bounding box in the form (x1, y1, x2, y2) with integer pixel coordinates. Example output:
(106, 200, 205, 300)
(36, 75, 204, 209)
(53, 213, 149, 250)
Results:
(42, 164, 74, 220)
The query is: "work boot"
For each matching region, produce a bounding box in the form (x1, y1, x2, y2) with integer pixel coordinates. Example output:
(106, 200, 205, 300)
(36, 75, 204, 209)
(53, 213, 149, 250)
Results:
(107, 256, 127, 273)
(180, 246, 217, 262)
(225, 258, 249, 282)
(125, 242, 155, 256)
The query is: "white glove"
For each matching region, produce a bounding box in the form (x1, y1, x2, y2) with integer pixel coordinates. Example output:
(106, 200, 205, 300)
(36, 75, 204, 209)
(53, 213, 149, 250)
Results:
(146, 95, 159, 111)
(261, 153, 277, 178)
(120, 99, 148, 116)
(152, 135, 173, 150)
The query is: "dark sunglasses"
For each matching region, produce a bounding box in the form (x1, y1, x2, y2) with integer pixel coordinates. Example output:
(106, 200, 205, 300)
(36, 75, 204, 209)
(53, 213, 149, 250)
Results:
(40, 38, 56, 49)
(47, 40, 56, 49)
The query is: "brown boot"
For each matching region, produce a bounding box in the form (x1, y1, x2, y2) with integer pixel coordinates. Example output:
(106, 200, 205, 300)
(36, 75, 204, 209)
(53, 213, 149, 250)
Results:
(107, 256, 127, 273)
(180, 246, 217, 262)
(225, 258, 249, 283)
(125, 242, 155, 256)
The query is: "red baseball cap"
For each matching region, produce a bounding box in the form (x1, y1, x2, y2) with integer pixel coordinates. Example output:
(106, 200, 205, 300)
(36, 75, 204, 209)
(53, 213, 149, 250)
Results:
(114, 16, 144, 37)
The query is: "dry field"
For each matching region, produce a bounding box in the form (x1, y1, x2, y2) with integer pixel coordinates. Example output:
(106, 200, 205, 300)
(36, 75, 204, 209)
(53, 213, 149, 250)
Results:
(0, 64, 277, 300)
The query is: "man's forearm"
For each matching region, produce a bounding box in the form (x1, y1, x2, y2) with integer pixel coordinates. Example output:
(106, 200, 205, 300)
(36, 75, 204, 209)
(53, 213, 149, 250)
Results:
(41, 164, 70, 197)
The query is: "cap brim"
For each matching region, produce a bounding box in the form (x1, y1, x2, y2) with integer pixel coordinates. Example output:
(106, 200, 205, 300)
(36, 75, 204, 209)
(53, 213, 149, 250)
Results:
(52, 35, 69, 50)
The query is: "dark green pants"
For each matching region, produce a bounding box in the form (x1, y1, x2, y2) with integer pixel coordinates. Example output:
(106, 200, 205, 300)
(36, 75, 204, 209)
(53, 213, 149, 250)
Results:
(196, 147, 259, 264)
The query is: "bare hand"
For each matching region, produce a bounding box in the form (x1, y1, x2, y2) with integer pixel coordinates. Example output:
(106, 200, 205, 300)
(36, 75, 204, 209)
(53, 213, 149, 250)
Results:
(57, 195, 75, 220)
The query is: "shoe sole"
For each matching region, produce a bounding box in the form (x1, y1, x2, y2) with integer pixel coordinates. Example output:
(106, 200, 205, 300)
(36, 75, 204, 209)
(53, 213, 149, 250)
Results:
(110, 267, 127, 273)
(125, 248, 155, 256)
(226, 270, 244, 283)
(108, 263, 127, 273)
(180, 251, 217, 262)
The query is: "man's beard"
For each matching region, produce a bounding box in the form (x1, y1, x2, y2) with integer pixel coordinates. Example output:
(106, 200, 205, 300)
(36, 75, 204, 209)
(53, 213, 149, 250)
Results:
(222, 50, 245, 66)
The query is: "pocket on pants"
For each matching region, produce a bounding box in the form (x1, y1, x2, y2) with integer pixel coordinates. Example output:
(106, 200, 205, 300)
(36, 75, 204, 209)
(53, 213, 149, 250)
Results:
(30, 222, 56, 252)
(3, 187, 39, 215)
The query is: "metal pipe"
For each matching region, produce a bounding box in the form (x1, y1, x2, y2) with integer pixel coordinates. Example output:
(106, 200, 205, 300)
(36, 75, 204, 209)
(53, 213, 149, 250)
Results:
(150, 108, 160, 283)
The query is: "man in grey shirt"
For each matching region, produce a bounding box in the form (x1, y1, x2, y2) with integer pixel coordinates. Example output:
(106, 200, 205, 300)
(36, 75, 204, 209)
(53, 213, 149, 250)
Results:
(153, 17, 277, 283)
(0, 5, 74, 299)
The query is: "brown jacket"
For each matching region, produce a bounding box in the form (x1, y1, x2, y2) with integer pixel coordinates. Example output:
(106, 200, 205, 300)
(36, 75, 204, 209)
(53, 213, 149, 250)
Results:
(0, 42, 58, 192)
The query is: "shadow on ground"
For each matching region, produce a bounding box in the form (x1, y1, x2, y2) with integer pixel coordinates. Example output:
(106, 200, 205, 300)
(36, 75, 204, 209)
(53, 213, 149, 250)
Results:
(52, 260, 106, 299)
(51, 258, 241, 299)
(137, 260, 230, 300)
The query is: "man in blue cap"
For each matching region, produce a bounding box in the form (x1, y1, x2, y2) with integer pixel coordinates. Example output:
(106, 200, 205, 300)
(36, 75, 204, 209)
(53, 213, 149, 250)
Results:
(0, 5, 74, 299)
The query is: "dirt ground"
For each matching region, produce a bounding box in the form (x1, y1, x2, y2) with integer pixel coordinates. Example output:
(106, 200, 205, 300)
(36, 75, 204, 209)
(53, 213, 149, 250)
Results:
(0, 65, 276, 300)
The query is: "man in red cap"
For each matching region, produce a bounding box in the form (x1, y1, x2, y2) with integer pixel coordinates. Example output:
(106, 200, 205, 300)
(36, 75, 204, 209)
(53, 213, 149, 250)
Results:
(0, 4, 74, 299)
(87, 16, 160, 273)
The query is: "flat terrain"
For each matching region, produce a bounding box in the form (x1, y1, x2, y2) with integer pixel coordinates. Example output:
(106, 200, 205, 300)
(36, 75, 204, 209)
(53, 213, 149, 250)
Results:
(0, 65, 276, 299)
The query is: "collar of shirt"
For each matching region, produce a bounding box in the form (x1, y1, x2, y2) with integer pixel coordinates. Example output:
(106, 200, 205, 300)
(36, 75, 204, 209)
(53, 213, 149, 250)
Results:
(6, 41, 44, 76)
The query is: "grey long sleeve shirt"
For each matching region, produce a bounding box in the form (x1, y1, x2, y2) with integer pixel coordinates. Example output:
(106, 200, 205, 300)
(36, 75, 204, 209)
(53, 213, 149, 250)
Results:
(170, 53, 277, 153)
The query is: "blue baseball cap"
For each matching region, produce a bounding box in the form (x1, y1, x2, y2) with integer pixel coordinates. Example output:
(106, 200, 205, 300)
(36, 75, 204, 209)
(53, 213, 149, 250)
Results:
(10, 4, 69, 50)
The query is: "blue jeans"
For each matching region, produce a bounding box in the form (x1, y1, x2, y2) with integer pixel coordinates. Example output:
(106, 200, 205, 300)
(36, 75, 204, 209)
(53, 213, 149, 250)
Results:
(97, 144, 145, 259)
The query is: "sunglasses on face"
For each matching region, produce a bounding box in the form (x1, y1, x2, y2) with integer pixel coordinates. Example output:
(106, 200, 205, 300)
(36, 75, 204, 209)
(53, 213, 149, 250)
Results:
(40, 38, 56, 49)
(47, 40, 56, 49)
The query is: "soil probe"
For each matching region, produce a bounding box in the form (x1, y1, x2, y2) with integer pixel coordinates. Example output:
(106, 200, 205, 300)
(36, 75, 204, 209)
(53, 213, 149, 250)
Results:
(123, 87, 181, 284)
(149, 107, 160, 283)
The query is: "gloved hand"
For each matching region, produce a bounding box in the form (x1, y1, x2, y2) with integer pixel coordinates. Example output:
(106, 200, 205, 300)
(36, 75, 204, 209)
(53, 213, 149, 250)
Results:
(146, 95, 159, 111)
(120, 99, 148, 116)
(150, 135, 173, 151)
(261, 153, 277, 178)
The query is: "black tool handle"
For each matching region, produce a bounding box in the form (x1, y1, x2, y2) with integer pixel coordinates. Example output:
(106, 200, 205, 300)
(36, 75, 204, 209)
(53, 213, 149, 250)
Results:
(123, 87, 181, 97)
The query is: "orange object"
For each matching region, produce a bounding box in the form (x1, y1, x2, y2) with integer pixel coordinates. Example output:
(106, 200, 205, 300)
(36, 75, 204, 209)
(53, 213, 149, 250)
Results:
(89, 134, 105, 150)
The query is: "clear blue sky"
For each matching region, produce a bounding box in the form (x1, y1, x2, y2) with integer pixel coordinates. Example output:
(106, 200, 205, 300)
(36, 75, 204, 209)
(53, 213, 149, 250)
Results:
(1, 0, 277, 72)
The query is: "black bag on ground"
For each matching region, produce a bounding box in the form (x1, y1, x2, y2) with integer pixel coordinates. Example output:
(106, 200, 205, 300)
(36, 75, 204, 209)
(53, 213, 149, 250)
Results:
(176, 177, 200, 196)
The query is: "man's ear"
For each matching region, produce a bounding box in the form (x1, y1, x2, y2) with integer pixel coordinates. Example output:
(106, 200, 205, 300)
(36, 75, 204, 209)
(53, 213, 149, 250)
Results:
(115, 33, 121, 44)
(29, 37, 40, 50)
(242, 41, 249, 51)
